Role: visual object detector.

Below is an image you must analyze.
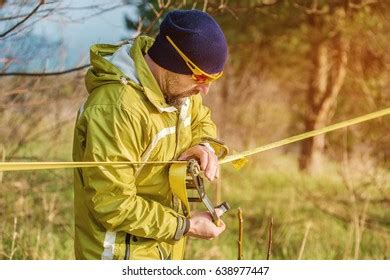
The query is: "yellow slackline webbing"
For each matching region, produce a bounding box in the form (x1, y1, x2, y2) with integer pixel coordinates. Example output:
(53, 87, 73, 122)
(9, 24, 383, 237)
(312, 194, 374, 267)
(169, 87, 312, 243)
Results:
(0, 161, 184, 172)
(169, 163, 191, 214)
(0, 107, 389, 172)
(220, 107, 390, 165)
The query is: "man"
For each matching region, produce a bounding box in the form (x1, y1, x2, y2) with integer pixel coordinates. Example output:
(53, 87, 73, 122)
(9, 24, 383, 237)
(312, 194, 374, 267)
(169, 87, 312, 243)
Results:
(72, 9, 229, 260)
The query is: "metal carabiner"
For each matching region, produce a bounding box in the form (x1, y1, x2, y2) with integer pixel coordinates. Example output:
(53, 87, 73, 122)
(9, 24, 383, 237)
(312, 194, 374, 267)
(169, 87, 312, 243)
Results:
(186, 159, 230, 226)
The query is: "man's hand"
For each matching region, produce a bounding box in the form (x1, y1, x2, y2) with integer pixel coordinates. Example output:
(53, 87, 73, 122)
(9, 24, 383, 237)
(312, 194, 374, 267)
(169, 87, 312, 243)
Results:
(186, 208, 226, 240)
(178, 144, 219, 181)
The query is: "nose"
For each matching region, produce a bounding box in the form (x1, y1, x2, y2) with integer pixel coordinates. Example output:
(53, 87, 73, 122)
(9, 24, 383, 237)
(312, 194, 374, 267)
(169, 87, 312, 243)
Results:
(195, 83, 210, 95)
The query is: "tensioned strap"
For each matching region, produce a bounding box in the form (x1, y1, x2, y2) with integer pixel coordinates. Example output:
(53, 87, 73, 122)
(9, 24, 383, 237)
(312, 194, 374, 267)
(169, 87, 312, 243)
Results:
(169, 163, 190, 215)
(0, 107, 389, 172)
(220, 107, 390, 164)
(0, 160, 185, 172)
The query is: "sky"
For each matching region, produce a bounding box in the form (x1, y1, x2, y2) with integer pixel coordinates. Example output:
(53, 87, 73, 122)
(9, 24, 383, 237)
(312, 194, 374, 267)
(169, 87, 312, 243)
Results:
(0, 0, 138, 72)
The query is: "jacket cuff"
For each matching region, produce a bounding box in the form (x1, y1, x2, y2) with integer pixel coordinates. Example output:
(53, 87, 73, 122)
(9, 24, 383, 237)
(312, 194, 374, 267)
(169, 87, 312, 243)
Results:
(173, 216, 188, 241)
(193, 137, 229, 159)
(184, 218, 190, 235)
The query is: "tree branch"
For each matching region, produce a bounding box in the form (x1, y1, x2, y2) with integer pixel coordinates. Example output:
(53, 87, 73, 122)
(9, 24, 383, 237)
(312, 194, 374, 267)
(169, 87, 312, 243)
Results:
(0, 64, 90, 77)
(140, 1, 172, 36)
(266, 217, 273, 260)
(0, 3, 127, 21)
(349, 0, 378, 9)
(0, 0, 45, 38)
(237, 207, 244, 260)
(1, 6, 57, 40)
(292, 0, 329, 15)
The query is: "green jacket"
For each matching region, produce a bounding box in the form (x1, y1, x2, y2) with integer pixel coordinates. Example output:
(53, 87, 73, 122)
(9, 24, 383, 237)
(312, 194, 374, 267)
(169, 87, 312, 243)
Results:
(72, 36, 223, 260)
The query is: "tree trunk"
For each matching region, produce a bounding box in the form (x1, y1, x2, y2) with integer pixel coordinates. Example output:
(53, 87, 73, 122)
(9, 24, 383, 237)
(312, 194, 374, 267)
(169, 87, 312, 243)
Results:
(299, 10, 349, 173)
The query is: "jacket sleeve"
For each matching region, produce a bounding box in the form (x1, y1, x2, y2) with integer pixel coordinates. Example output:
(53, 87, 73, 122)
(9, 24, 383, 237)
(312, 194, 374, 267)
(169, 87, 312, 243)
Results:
(79, 105, 185, 244)
(190, 94, 229, 158)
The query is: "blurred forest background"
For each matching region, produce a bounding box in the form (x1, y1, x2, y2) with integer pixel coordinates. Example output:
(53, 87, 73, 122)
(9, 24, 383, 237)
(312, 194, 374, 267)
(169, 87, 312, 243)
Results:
(0, 0, 389, 260)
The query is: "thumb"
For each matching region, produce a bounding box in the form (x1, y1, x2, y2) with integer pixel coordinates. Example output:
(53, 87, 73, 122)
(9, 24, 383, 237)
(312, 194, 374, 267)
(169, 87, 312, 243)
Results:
(217, 219, 226, 230)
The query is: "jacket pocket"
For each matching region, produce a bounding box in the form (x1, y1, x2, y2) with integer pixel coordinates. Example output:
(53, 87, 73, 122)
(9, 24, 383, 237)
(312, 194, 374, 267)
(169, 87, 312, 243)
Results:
(129, 237, 165, 260)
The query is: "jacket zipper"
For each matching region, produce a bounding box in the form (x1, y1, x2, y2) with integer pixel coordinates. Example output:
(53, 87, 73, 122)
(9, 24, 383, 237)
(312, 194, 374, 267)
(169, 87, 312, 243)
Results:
(172, 111, 181, 213)
(124, 233, 131, 260)
(173, 110, 181, 158)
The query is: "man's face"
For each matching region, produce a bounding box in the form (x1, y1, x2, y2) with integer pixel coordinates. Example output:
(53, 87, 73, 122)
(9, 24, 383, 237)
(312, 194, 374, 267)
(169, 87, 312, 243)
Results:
(163, 70, 211, 107)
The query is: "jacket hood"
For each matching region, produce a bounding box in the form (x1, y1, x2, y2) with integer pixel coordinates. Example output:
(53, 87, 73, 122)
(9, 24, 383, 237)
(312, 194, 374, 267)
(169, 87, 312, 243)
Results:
(85, 36, 177, 113)
(85, 36, 154, 94)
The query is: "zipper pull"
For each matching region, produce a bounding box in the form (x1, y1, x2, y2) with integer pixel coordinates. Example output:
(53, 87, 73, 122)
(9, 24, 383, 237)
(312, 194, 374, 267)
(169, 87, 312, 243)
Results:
(120, 76, 128, 85)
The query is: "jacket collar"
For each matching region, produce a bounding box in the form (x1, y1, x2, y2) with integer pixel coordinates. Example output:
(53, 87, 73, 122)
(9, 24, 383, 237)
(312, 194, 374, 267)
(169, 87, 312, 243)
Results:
(131, 36, 177, 113)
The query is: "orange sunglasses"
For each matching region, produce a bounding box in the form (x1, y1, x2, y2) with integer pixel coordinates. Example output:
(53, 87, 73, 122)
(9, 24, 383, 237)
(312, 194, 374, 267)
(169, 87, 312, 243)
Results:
(166, 35, 223, 83)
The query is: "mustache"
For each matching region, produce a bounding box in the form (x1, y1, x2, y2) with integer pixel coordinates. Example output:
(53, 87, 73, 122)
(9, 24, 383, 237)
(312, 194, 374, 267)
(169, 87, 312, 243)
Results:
(164, 89, 199, 106)
(177, 88, 199, 97)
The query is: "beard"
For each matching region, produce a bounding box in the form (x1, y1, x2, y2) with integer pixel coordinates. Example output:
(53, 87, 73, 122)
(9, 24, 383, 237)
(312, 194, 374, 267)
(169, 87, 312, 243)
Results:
(163, 75, 199, 107)
(164, 88, 198, 107)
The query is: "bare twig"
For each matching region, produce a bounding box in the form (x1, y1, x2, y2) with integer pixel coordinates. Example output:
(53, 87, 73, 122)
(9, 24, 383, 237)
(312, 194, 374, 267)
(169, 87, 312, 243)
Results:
(203, 0, 208, 12)
(0, 145, 5, 185)
(221, 4, 239, 20)
(298, 221, 312, 260)
(0, 3, 126, 21)
(129, 0, 174, 36)
(148, 2, 160, 17)
(205, 0, 278, 14)
(237, 208, 243, 260)
(0, 64, 90, 77)
(266, 217, 273, 260)
(292, 0, 329, 15)
(9, 217, 18, 260)
(0, 0, 45, 38)
(355, 195, 370, 259)
(141, 2, 171, 35)
(1, 5, 57, 40)
(52, 4, 129, 24)
(349, 0, 378, 9)
(341, 128, 363, 259)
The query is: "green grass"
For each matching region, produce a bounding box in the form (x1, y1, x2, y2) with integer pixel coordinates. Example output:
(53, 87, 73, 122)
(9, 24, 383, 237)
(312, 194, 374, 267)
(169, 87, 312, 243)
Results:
(186, 156, 389, 260)
(0, 169, 74, 259)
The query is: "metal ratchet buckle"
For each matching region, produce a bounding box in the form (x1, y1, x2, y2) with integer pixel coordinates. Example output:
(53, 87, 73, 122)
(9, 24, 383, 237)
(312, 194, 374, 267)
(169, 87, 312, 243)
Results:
(186, 159, 230, 226)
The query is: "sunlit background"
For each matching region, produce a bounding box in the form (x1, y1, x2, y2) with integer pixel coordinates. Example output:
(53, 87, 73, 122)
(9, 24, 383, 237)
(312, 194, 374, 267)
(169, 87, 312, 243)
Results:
(0, 0, 389, 260)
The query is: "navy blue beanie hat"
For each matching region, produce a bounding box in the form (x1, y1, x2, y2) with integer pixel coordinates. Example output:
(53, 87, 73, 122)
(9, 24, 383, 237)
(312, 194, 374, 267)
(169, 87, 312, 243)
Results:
(148, 10, 228, 75)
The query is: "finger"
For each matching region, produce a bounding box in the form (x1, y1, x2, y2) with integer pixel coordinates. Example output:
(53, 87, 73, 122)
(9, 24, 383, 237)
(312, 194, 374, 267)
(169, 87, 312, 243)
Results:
(198, 149, 209, 171)
(204, 151, 215, 180)
(214, 219, 226, 232)
(206, 157, 218, 181)
(178, 151, 189, 160)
